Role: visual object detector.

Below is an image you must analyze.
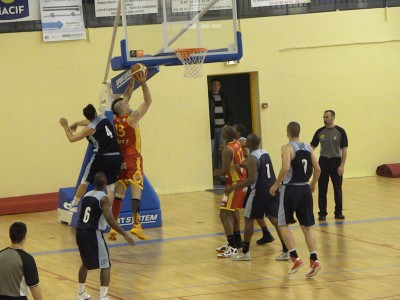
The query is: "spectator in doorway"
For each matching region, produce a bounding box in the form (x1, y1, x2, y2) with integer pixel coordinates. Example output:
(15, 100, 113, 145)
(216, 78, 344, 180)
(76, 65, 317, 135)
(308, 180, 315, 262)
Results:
(209, 78, 232, 183)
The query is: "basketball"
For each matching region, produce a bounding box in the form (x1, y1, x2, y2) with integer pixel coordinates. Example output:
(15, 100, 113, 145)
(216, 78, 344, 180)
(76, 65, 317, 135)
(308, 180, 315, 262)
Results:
(131, 63, 147, 80)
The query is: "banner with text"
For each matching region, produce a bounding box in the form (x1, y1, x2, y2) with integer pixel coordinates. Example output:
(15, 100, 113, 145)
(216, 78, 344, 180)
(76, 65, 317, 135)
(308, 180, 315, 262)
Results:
(40, 0, 86, 42)
(171, 0, 232, 13)
(95, 0, 157, 17)
(0, 0, 40, 22)
(251, 0, 310, 7)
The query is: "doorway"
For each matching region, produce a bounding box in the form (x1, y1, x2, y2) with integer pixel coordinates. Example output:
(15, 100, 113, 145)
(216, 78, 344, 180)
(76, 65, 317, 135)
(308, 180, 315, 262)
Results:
(207, 72, 260, 138)
(207, 72, 260, 187)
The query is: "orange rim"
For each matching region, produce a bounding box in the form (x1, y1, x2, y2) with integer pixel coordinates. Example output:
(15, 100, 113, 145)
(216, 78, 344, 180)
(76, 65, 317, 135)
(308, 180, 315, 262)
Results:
(175, 48, 207, 54)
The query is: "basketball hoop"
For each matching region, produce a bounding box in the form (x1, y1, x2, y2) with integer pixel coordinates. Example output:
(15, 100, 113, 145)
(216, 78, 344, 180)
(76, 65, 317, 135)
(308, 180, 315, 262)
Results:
(175, 48, 208, 78)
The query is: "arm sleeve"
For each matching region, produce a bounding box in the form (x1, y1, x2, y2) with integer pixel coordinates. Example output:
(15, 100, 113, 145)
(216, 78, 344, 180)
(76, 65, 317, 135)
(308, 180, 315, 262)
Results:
(338, 126, 348, 148)
(20, 251, 40, 287)
(310, 128, 321, 148)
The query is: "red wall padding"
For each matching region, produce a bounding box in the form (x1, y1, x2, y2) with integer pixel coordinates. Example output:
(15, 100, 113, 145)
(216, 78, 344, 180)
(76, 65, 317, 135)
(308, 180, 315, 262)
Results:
(376, 163, 400, 178)
(0, 193, 58, 216)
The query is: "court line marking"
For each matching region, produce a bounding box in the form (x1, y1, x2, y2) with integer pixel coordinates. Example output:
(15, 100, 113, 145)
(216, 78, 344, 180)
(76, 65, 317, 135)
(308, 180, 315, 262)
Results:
(145, 272, 400, 299)
(31, 216, 400, 257)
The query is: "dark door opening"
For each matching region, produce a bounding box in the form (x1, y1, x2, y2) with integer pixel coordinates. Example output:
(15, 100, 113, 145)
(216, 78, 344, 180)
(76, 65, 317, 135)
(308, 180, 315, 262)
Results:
(207, 73, 253, 135)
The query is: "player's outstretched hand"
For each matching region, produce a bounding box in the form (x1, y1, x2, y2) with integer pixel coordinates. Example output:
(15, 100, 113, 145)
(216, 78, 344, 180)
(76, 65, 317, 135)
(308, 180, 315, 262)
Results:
(59, 118, 68, 127)
(123, 233, 135, 246)
(136, 72, 147, 84)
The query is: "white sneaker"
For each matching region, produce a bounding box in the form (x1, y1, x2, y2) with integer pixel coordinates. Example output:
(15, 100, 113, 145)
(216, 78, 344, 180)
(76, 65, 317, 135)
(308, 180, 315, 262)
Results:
(232, 251, 251, 261)
(64, 201, 77, 212)
(77, 291, 91, 300)
(217, 246, 238, 258)
(216, 242, 228, 253)
(275, 252, 290, 261)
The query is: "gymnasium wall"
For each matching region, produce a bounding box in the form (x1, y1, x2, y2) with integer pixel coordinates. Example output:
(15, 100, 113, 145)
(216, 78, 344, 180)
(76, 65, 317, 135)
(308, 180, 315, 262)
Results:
(0, 7, 399, 197)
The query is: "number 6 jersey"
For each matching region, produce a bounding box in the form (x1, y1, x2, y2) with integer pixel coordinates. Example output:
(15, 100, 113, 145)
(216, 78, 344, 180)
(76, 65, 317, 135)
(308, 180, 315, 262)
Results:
(77, 190, 108, 231)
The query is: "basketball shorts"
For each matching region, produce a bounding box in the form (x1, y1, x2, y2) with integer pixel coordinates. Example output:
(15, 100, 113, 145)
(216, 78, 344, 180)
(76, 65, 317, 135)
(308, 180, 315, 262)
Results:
(76, 229, 110, 270)
(82, 153, 122, 185)
(118, 155, 144, 190)
(220, 182, 246, 211)
(243, 187, 279, 219)
(277, 185, 315, 227)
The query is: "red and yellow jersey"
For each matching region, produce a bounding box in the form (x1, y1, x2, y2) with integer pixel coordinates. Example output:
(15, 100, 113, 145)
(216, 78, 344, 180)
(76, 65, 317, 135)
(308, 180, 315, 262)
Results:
(226, 140, 246, 183)
(113, 115, 141, 157)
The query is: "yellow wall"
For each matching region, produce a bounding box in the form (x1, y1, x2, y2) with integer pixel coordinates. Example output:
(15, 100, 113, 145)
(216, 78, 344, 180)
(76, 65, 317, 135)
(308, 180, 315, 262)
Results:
(1, 7, 399, 197)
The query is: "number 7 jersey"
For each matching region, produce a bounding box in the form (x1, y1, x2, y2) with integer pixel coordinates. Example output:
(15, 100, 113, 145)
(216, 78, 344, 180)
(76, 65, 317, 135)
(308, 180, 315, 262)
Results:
(283, 142, 313, 185)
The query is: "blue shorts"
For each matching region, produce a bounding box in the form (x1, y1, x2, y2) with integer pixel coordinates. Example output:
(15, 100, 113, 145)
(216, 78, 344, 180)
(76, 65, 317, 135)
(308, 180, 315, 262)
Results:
(277, 185, 315, 227)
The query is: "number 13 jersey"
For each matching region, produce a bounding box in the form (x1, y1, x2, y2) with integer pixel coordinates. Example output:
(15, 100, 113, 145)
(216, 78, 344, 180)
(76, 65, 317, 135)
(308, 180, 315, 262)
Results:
(113, 115, 141, 157)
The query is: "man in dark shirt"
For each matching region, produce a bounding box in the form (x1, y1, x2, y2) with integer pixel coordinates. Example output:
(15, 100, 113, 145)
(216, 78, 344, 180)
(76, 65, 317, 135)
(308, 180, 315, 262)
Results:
(0, 222, 43, 300)
(208, 78, 232, 180)
(311, 110, 348, 220)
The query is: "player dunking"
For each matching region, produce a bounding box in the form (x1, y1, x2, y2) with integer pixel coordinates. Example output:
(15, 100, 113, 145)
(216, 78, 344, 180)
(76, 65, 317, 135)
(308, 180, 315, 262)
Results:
(109, 70, 152, 241)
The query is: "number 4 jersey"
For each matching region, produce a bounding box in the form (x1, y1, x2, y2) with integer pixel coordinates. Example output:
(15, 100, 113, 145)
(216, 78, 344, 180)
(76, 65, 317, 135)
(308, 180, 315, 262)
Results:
(86, 115, 120, 155)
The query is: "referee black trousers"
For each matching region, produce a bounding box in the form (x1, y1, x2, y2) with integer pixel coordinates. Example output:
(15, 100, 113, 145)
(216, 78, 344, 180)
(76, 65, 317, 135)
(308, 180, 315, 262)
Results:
(317, 156, 343, 217)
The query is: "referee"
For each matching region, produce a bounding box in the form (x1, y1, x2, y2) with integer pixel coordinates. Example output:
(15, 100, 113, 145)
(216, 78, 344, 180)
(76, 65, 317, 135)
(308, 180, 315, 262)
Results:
(311, 110, 348, 220)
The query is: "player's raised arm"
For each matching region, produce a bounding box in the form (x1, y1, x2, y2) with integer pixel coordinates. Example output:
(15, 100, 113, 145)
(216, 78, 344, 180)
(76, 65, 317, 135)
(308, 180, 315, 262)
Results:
(69, 119, 90, 132)
(122, 71, 136, 103)
(128, 71, 152, 125)
(59, 118, 94, 143)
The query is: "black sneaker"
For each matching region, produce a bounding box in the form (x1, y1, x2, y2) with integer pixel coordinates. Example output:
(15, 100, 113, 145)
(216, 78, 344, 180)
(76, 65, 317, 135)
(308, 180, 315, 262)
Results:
(318, 215, 326, 221)
(256, 233, 275, 245)
(335, 214, 345, 220)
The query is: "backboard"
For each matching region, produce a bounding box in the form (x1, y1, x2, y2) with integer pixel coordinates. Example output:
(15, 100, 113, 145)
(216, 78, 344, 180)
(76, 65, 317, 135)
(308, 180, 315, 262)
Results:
(111, 0, 242, 70)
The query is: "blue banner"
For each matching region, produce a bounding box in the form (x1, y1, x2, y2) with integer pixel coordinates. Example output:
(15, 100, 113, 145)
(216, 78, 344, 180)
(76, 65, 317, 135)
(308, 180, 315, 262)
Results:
(111, 66, 160, 95)
(0, 0, 29, 20)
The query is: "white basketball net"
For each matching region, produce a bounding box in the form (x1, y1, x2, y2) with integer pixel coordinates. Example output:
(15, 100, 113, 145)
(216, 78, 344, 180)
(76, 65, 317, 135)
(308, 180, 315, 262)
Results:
(175, 48, 208, 78)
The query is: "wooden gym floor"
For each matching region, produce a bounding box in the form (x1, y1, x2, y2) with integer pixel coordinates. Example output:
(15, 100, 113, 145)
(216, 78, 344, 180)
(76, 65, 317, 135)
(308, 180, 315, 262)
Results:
(0, 176, 399, 300)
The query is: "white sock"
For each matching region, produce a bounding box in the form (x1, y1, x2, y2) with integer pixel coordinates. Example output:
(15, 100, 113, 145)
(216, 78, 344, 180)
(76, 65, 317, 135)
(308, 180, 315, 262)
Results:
(78, 283, 85, 294)
(100, 286, 109, 298)
(72, 196, 81, 206)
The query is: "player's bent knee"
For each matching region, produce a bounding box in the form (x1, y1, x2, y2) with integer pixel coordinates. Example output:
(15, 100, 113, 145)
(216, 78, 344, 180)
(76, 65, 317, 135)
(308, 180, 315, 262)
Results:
(115, 193, 125, 200)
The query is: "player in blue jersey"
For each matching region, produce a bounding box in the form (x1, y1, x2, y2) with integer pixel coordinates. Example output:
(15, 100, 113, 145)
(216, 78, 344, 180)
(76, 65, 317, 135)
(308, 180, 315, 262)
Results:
(224, 134, 288, 261)
(270, 122, 321, 278)
(75, 172, 135, 300)
(59, 104, 122, 212)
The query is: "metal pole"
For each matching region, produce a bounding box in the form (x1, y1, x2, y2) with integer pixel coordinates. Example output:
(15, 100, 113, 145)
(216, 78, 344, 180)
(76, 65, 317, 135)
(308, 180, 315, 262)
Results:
(103, 0, 122, 84)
